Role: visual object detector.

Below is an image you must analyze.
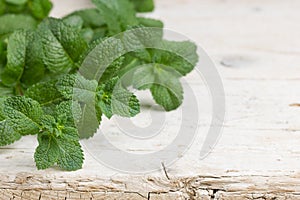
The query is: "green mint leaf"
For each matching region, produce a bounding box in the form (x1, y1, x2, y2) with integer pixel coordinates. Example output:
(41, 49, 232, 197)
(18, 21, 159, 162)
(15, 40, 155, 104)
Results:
(76, 100, 100, 139)
(80, 37, 125, 80)
(150, 66, 183, 111)
(0, 0, 51, 20)
(97, 77, 140, 118)
(0, 97, 22, 146)
(55, 100, 82, 128)
(35, 127, 84, 171)
(56, 74, 98, 102)
(132, 64, 183, 111)
(2, 30, 46, 87)
(137, 17, 163, 28)
(99, 56, 124, 83)
(38, 18, 88, 74)
(55, 74, 77, 100)
(39, 114, 58, 133)
(80, 27, 94, 43)
(92, 0, 138, 35)
(150, 83, 183, 111)
(28, 0, 52, 20)
(0, 120, 22, 146)
(133, 40, 198, 76)
(159, 40, 198, 75)
(65, 8, 105, 28)
(0, 98, 5, 120)
(2, 96, 43, 135)
(129, 0, 154, 12)
(112, 84, 140, 117)
(56, 128, 83, 171)
(1, 30, 27, 86)
(0, 0, 5, 15)
(5, 0, 27, 6)
(34, 131, 59, 170)
(91, 28, 107, 40)
(131, 64, 155, 90)
(96, 78, 116, 119)
(0, 14, 37, 36)
(25, 80, 64, 106)
(20, 31, 45, 86)
(56, 74, 100, 139)
(63, 15, 84, 31)
(0, 40, 6, 65)
(120, 26, 163, 54)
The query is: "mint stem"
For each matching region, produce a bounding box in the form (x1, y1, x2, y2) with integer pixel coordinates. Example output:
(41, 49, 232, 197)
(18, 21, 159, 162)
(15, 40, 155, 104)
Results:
(16, 83, 24, 96)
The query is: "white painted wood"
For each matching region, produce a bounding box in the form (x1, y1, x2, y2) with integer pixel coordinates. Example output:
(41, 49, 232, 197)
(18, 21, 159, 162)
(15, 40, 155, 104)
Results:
(1, 0, 300, 199)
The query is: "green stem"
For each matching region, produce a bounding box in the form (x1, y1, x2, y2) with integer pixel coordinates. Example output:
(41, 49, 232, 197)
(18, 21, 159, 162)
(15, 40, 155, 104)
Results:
(15, 83, 24, 96)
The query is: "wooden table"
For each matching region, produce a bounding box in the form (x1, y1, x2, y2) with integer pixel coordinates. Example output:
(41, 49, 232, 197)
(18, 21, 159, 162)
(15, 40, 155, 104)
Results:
(1, 0, 300, 199)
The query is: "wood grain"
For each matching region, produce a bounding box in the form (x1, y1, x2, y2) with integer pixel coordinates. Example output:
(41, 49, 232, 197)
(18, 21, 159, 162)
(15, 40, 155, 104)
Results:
(1, 0, 300, 199)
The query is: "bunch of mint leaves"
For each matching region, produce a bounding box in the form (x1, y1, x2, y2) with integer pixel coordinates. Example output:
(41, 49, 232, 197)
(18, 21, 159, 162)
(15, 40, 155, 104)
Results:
(0, 0, 198, 171)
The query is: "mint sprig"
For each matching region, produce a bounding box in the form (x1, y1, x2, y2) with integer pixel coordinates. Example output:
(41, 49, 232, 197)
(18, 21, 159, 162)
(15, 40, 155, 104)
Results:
(0, 0, 199, 171)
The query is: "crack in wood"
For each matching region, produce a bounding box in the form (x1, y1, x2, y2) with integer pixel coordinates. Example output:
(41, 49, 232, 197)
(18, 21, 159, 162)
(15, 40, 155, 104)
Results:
(161, 162, 170, 180)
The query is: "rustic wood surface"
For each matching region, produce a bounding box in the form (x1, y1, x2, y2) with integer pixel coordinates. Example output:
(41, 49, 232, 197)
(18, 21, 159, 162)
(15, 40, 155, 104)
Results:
(1, 0, 300, 199)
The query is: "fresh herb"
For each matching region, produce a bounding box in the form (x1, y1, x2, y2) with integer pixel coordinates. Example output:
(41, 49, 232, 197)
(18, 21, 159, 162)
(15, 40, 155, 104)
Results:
(0, 0, 198, 171)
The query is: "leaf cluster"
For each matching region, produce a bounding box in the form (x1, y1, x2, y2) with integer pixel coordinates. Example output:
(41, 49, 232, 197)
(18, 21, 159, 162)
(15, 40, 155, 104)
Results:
(0, 0, 198, 170)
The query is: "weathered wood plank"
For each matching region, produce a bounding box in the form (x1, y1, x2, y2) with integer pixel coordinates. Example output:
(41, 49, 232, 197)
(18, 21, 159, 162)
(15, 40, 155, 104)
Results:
(1, 174, 300, 199)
